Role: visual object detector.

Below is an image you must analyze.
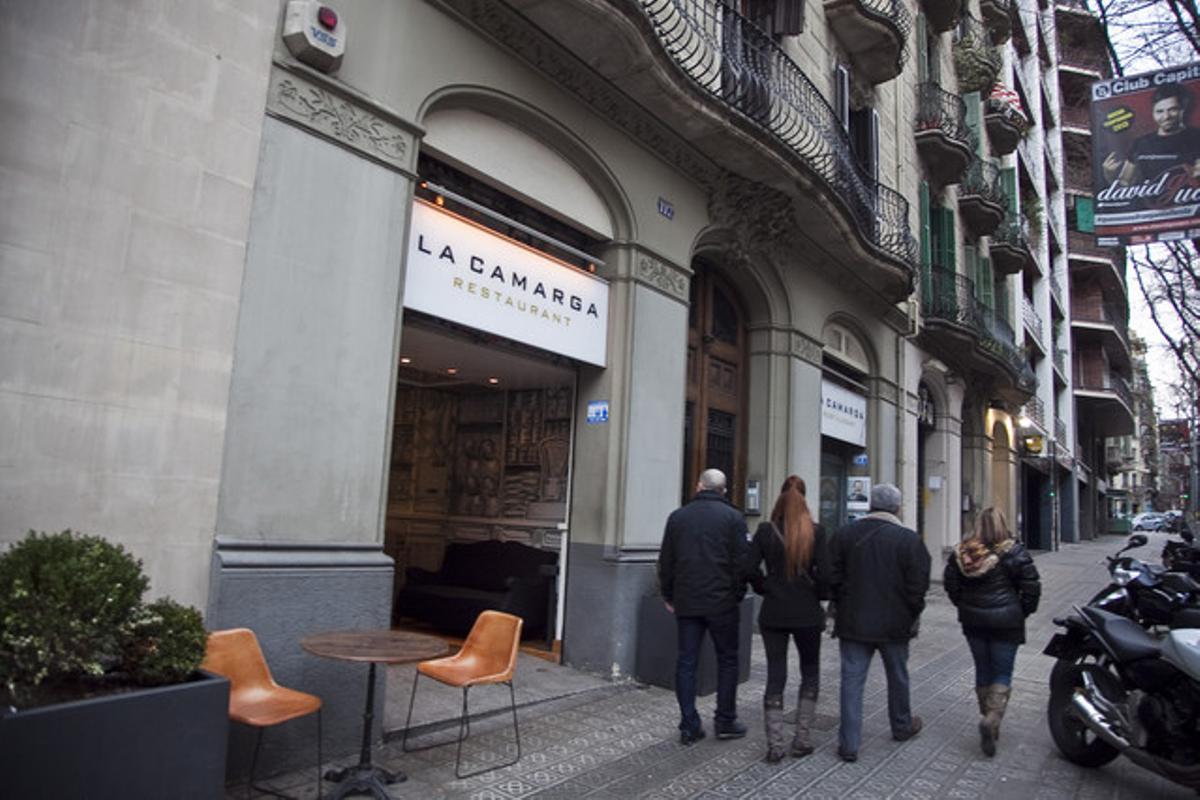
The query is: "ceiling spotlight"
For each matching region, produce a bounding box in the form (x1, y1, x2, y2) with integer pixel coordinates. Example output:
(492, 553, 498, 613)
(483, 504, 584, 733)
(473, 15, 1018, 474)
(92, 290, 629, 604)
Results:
(399, 357, 412, 365)
(446, 367, 458, 376)
(1018, 414, 1033, 428)
(487, 377, 500, 385)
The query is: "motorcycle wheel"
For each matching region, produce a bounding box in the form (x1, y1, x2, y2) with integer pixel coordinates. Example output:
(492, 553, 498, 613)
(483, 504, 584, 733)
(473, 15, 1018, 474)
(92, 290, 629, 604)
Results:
(1046, 661, 1121, 768)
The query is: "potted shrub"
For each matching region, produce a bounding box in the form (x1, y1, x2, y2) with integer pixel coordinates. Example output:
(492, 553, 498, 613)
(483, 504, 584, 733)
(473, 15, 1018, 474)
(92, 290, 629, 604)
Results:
(0, 530, 229, 800)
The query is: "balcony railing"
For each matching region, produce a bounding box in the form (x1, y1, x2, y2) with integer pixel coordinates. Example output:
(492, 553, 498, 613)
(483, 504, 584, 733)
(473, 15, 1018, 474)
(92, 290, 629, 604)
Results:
(1068, 229, 1123, 267)
(959, 155, 1008, 234)
(980, 308, 1037, 392)
(979, 0, 1013, 43)
(921, 0, 963, 33)
(924, 263, 982, 330)
(1056, 415, 1068, 444)
(1050, 271, 1065, 306)
(1023, 296, 1045, 343)
(990, 215, 1033, 274)
(1072, 299, 1129, 337)
(915, 82, 972, 183)
(1076, 370, 1135, 412)
(1054, 347, 1068, 376)
(954, 14, 1003, 93)
(1024, 395, 1046, 429)
(641, 0, 916, 269)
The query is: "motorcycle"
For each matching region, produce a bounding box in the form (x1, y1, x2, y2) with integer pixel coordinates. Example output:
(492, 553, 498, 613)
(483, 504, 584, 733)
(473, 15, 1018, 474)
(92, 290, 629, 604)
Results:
(1044, 605, 1200, 790)
(1088, 534, 1200, 631)
(1164, 529, 1200, 582)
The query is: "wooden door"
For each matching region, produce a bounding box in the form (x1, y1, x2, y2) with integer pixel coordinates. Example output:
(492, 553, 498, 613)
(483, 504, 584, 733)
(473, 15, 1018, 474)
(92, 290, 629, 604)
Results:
(682, 264, 747, 506)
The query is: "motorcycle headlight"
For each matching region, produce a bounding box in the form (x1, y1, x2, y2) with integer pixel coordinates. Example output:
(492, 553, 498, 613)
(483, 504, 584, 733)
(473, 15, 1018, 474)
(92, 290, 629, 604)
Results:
(1112, 567, 1137, 586)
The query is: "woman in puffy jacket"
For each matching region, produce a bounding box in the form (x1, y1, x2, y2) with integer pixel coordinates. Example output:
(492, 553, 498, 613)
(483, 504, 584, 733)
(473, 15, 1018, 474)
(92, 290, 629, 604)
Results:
(743, 476, 829, 763)
(944, 506, 1041, 757)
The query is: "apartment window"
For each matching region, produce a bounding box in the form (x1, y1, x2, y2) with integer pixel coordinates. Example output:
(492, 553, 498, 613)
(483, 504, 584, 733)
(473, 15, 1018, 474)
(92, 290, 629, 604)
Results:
(850, 107, 880, 182)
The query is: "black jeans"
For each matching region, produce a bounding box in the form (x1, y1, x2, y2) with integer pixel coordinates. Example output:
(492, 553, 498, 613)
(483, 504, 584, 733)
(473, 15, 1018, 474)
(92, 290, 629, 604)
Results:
(675, 606, 740, 732)
(761, 625, 822, 698)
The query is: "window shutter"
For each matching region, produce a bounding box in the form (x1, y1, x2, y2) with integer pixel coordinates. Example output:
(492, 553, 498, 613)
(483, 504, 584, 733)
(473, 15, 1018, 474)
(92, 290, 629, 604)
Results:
(980, 257, 995, 311)
(919, 182, 932, 270)
(916, 16, 928, 83)
(869, 108, 880, 182)
(964, 243, 979, 303)
(941, 208, 957, 270)
(1001, 167, 1018, 214)
(835, 65, 850, 130)
(772, 0, 806, 35)
(1077, 196, 1095, 232)
(963, 91, 982, 155)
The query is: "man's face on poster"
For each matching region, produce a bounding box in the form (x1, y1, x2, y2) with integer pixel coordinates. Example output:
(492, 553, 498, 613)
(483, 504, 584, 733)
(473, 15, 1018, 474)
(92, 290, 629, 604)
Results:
(1153, 96, 1185, 135)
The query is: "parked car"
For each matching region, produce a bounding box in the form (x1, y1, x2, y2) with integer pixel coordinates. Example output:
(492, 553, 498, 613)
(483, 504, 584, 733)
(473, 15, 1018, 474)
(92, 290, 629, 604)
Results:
(1131, 512, 1168, 531)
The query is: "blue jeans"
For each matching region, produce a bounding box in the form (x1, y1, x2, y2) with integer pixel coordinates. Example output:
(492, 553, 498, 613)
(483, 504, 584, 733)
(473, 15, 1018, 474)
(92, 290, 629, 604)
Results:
(675, 607, 740, 733)
(838, 638, 913, 754)
(965, 635, 1019, 687)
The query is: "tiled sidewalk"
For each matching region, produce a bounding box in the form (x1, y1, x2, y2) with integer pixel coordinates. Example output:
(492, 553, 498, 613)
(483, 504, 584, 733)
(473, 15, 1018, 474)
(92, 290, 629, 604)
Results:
(239, 532, 1194, 799)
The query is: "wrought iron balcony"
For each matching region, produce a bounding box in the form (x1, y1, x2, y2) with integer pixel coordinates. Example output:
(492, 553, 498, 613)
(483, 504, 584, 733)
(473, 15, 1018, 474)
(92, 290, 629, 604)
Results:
(1050, 272, 1065, 315)
(954, 15, 1002, 93)
(959, 155, 1007, 235)
(1023, 296, 1045, 346)
(922, 264, 1035, 396)
(1023, 395, 1046, 430)
(824, 0, 912, 84)
(1053, 347, 1069, 380)
(1055, 415, 1068, 444)
(979, 0, 1013, 43)
(915, 83, 972, 185)
(990, 216, 1033, 275)
(637, 0, 917, 277)
(922, 0, 962, 33)
(984, 94, 1027, 155)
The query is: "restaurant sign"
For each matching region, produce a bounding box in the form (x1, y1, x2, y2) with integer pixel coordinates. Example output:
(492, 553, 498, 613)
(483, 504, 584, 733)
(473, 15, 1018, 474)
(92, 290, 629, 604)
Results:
(404, 199, 609, 366)
(821, 379, 867, 447)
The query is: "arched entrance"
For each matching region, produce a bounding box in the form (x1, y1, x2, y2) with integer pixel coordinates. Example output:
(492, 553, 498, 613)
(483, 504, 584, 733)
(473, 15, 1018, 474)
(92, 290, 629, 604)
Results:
(991, 420, 1014, 526)
(682, 261, 747, 506)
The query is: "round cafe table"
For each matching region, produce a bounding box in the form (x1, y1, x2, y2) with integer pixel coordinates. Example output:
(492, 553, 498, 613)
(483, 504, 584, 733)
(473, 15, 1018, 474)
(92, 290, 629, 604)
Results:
(302, 630, 450, 799)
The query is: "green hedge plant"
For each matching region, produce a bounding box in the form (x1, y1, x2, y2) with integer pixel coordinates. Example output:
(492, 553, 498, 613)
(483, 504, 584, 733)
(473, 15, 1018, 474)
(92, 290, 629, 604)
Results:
(0, 530, 207, 708)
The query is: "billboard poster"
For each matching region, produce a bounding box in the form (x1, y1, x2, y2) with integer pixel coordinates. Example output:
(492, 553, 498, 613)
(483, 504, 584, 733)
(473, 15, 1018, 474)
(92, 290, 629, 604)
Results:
(1090, 62, 1200, 245)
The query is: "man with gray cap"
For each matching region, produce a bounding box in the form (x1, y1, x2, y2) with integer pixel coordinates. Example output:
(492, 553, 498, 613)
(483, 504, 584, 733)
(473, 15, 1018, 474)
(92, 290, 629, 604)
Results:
(828, 482, 931, 762)
(658, 468, 751, 744)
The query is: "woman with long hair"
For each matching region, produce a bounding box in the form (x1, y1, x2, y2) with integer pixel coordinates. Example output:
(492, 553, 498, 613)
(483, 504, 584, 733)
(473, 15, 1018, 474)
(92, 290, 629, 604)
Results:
(743, 475, 829, 762)
(944, 507, 1041, 757)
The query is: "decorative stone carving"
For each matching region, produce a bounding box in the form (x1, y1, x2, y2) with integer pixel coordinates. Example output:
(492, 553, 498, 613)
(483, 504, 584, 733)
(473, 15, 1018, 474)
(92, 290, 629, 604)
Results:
(267, 66, 413, 171)
(791, 332, 824, 366)
(635, 254, 689, 302)
(708, 173, 798, 260)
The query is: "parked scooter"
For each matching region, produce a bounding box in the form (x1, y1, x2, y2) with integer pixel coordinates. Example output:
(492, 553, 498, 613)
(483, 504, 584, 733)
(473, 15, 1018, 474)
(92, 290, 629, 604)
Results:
(1044, 605, 1200, 790)
(1163, 529, 1200, 582)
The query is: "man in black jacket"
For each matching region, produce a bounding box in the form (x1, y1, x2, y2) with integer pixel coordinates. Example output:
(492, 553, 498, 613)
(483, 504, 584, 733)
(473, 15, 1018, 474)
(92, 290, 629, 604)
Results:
(658, 468, 750, 744)
(828, 483, 931, 761)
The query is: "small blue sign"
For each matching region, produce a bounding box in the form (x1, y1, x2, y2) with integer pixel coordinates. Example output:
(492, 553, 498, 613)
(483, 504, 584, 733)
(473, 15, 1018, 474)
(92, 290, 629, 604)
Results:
(656, 197, 675, 220)
(852, 453, 869, 467)
(587, 400, 609, 424)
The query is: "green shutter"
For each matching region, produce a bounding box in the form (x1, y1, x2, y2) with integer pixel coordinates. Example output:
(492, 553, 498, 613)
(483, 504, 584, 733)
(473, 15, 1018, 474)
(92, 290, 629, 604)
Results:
(1077, 196, 1095, 232)
(980, 257, 995, 311)
(1001, 168, 1018, 214)
(917, 16, 928, 83)
(963, 91, 982, 155)
(919, 182, 932, 267)
(942, 208, 957, 270)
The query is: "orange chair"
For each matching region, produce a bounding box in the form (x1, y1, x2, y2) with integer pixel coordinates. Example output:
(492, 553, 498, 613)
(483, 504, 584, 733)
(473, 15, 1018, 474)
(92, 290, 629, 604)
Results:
(402, 610, 523, 778)
(202, 628, 323, 799)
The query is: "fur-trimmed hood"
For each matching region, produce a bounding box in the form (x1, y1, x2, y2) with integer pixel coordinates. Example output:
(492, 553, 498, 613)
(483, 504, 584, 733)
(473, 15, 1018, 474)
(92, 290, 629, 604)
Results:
(954, 537, 1016, 578)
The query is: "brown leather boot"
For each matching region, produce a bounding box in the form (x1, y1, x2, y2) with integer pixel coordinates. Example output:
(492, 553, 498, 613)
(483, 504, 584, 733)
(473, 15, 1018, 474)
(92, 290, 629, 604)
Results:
(980, 684, 1011, 756)
(791, 694, 817, 757)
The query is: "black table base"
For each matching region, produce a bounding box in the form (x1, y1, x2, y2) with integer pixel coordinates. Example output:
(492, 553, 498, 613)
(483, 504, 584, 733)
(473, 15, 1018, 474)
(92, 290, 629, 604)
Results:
(324, 662, 407, 799)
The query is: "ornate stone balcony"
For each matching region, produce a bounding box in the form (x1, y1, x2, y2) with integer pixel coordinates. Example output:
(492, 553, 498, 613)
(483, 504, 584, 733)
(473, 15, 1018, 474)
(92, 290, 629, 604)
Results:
(915, 82, 972, 185)
(825, 0, 912, 84)
(954, 16, 1003, 93)
(959, 156, 1008, 236)
(468, 0, 919, 301)
(989, 216, 1034, 275)
(921, 264, 1035, 397)
(979, 0, 1013, 44)
(984, 94, 1027, 155)
(921, 0, 962, 33)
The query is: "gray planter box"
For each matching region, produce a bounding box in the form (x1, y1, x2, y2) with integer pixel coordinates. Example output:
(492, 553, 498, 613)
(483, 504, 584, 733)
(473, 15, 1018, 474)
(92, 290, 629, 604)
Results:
(0, 671, 230, 800)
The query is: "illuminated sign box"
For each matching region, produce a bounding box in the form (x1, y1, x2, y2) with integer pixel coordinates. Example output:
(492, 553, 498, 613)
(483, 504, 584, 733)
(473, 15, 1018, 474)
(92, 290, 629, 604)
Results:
(404, 199, 609, 367)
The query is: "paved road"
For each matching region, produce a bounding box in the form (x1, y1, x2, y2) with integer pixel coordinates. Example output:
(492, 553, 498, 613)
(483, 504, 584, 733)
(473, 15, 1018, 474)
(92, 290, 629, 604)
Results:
(253, 532, 1195, 799)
